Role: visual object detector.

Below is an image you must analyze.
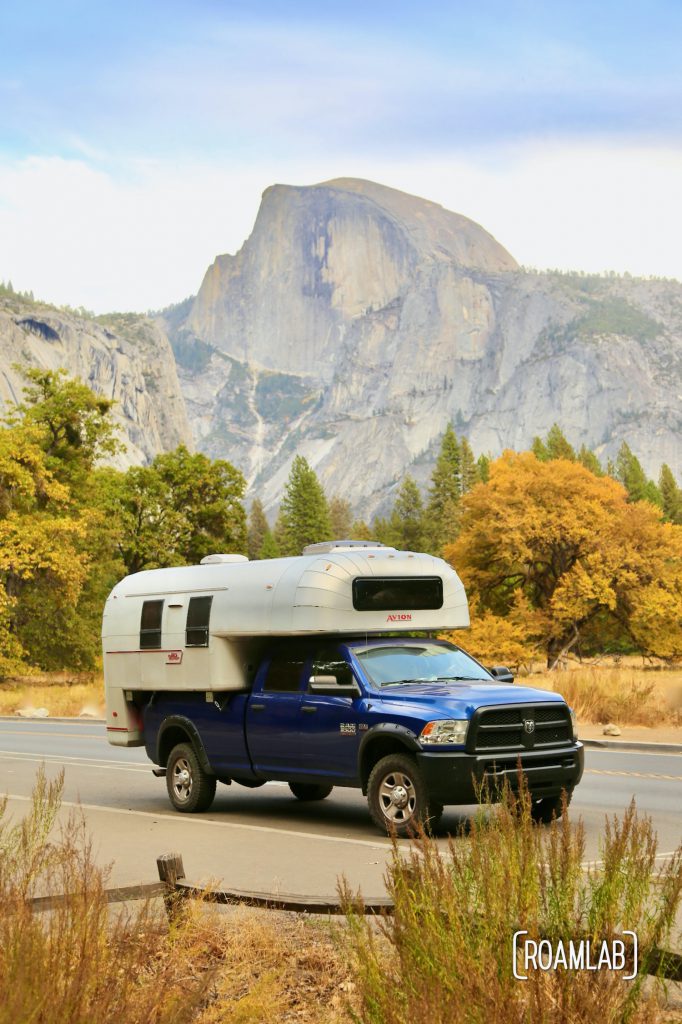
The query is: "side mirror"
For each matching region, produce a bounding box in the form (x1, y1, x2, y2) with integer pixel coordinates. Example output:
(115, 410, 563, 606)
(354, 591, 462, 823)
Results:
(488, 665, 514, 684)
(308, 674, 359, 697)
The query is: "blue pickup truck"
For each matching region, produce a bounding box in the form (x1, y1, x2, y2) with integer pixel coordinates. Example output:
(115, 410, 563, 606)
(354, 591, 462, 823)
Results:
(143, 635, 583, 835)
(103, 543, 583, 836)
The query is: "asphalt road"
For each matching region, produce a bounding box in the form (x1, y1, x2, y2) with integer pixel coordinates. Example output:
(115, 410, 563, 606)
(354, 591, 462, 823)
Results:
(1, 718, 680, 898)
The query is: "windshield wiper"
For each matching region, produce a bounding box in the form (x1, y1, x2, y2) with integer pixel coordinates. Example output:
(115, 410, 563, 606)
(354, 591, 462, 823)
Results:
(381, 678, 434, 688)
(435, 675, 484, 682)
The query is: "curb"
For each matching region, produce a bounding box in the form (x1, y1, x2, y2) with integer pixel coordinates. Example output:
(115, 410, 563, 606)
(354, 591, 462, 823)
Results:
(582, 738, 682, 754)
(0, 715, 105, 724)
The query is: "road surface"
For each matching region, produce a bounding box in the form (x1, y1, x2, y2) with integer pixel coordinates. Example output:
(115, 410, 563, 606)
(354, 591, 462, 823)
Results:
(1, 718, 680, 898)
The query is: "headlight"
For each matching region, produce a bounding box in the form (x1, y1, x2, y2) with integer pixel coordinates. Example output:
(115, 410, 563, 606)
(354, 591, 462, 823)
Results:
(569, 708, 578, 740)
(419, 719, 468, 746)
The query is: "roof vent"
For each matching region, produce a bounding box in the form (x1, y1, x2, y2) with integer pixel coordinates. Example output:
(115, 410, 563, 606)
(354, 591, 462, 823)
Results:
(302, 540, 390, 555)
(199, 554, 249, 564)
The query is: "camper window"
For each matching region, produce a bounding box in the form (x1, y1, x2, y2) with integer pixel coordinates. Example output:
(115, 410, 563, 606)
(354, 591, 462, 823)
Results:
(352, 576, 443, 611)
(186, 595, 213, 647)
(140, 600, 163, 649)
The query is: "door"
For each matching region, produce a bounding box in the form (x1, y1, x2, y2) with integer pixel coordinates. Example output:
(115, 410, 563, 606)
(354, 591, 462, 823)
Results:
(295, 643, 363, 780)
(246, 645, 309, 775)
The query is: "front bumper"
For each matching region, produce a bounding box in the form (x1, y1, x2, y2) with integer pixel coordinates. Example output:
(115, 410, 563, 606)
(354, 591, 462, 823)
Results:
(416, 742, 584, 805)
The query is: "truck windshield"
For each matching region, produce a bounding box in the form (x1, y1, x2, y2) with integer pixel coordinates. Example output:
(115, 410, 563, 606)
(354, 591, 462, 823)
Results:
(354, 642, 491, 688)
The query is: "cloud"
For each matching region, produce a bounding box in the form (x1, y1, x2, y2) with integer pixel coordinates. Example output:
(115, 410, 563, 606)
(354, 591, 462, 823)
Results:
(1, 142, 681, 313)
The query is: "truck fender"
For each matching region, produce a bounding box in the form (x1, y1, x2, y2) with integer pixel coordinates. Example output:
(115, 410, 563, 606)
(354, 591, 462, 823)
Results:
(357, 723, 421, 792)
(156, 715, 215, 776)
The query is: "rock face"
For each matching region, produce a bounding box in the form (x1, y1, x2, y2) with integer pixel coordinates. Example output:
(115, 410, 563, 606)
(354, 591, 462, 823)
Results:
(0, 299, 192, 466)
(165, 178, 682, 518)
(2, 178, 680, 516)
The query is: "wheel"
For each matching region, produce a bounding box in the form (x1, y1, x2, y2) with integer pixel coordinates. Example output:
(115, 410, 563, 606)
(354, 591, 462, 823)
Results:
(530, 788, 573, 825)
(289, 782, 333, 801)
(166, 742, 216, 813)
(367, 753, 435, 837)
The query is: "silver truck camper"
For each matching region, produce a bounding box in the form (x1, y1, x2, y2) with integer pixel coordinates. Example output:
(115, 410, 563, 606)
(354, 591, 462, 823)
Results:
(102, 542, 469, 746)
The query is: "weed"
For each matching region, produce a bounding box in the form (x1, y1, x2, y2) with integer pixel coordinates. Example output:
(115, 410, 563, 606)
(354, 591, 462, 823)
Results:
(342, 781, 682, 1024)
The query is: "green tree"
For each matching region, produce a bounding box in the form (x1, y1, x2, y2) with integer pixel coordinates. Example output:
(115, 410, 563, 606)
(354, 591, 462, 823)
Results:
(9, 368, 119, 497)
(350, 519, 373, 541)
(476, 453, 490, 484)
(247, 498, 270, 560)
(545, 424, 576, 461)
(0, 421, 95, 673)
(388, 476, 426, 551)
(615, 442, 661, 506)
(577, 444, 603, 475)
(426, 424, 461, 553)
(531, 436, 549, 461)
(659, 464, 682, 525)
(277, 456, 331, 556)
(459, 438, 478, 494)
(154, 445, 247, 562)
(329, 495, 353, 539)
(259, 529, 281, 559)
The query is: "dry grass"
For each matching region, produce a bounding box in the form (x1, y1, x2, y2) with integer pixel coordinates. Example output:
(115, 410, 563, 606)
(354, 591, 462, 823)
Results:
(343, 782, 682, 1024)
(527, 666, 682, 726)
(0, 768, 355, 1024)
(0, 675, 104, 717)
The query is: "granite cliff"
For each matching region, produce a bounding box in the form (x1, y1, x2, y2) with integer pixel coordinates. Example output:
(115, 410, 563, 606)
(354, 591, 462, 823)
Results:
(163, 178, 682, 518)
(1, 178, 679, 515)
(0, 296, 192, 466)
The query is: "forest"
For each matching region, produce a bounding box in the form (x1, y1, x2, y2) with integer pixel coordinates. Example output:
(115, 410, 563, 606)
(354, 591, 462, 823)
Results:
(1, 368, 680, 676)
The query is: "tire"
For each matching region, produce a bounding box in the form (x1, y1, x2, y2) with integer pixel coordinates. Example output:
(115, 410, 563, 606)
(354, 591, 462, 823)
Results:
(530, 788, 573, 825)
(289, 782, 333, 801)
(367, 753, 435, 837)
(166, 742, 217, 813)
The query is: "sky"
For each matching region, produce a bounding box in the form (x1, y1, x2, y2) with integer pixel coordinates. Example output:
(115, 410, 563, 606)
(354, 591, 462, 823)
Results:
(1, 0, 682, 312)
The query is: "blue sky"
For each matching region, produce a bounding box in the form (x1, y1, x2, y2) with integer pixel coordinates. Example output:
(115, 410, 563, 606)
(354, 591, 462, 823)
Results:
(1, 1, 682, 310)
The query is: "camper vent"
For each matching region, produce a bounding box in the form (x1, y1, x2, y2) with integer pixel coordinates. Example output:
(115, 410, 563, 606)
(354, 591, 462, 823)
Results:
(302, 540, 391, 555)
(199, 554, 249, 565)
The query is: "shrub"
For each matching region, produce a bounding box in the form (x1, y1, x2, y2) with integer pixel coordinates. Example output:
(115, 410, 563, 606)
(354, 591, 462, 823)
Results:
(342, 781, 682, 1024)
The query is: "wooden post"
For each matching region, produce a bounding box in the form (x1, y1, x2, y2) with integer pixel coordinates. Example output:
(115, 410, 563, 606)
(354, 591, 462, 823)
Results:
(157, 852, 186, 925)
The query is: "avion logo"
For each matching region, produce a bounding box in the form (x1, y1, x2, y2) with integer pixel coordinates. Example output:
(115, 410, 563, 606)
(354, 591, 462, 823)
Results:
(387, 613, 412, 622)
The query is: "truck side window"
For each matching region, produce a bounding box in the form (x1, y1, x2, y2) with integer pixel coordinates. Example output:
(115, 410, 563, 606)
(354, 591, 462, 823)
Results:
(263, 652, 307, 693)
(186, 595, 212, 647)
(140, 600, 163, 650)
(310, 647, 354, 688)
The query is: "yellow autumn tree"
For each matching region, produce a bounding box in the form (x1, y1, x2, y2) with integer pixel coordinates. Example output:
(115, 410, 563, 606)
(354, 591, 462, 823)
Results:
(445, 451, 682, 667)
(0, 424, 92, 674)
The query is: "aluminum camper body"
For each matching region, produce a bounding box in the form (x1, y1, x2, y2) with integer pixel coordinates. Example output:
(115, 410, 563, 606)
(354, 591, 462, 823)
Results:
(102, 544, 469, 745)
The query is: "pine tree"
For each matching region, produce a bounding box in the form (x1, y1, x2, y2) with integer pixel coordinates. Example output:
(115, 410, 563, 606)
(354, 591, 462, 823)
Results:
(388, 476, 426, 551)
(531, 436, 549, 461)
(545, 424, 576, 461)
(659, 464, 682, 524)
(476, 453, 490, 483)
(459, 438, 478, 494)
(247, 498, 269, 560)
(350, 519, 373, 540)
(615, 442, 660, 505)
(277, 456, 332, 556)
(329, 495, 353, 538)
(577, 445, 602, 476)
(259, 529, 281, 559)
(426, 423, 461, 552)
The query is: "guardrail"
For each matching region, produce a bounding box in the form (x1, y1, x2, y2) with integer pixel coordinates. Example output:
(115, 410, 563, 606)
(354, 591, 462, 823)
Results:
(23, 850, 682, 983)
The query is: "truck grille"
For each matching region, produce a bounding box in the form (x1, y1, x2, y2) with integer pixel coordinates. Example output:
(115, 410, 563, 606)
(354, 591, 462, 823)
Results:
(470, 703, 573, 753)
